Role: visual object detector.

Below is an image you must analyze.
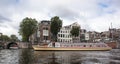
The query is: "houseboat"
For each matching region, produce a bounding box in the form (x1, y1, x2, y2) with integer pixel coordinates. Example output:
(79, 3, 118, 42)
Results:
(32, 42, 112, 51)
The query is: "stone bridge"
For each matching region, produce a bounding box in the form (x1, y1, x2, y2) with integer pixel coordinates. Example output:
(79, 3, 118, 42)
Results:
(0, 42, 29, 49)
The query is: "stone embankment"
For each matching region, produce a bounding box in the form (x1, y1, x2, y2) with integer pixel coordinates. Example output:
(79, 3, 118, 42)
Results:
(18, 42, 29, 48)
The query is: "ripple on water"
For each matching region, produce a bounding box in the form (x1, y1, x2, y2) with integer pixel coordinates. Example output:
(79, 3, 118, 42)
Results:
(109, 49, 120, 64)
(0, 49, 120, 64)
(0, 49, 19, 64)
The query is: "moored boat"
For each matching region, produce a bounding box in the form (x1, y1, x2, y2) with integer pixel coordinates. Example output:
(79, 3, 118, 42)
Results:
(9, 46, 19, 49)
(33, 42, 112, 51)
(106, 41, 117, 49)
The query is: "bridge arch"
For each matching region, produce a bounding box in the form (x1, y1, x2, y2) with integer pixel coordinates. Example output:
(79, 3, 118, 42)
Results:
(7, 42, 18, 49)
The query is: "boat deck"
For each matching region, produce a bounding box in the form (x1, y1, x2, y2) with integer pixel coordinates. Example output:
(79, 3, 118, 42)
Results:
(32, 45, 111, 51)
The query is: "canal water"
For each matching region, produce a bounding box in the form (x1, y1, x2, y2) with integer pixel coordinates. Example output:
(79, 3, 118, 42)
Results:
(0, 49, 120, 64)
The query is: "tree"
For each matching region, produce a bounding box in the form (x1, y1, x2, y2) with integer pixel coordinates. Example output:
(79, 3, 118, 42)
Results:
(70, 26, 80, 37)
(70, 26, 80, 43)
(19, 17, 38, 42)
(1, 35, 10, 42)
(50, 16, 62, 42)
(10, 34, 18, 42)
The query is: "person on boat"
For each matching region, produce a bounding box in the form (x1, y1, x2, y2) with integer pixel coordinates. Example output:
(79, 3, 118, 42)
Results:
(52, 41, 55, 47)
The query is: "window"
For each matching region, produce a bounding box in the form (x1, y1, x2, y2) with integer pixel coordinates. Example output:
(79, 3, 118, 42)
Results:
(43, 27, 48, 30)
(66, 35, 67, 38)
(44, 36, 48, 40)
(46, 28, 48, 30)
(43, 30, 49, 36)
(63, 34, 65, 37)
(58, 34, 60, 37)
(61, 31, 62, 33)
(90, 45, 92, 47)
(60, 39, 62, 42)
(84, 30, 86, 33)
(84, 45, 86, 47)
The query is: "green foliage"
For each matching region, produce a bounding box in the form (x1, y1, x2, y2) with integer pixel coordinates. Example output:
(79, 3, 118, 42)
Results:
(19, 17, 38, 42)
(50, 16, 62, 41)
(0, 35, 10, 42)
(70, 26, 80, 37)
(10, 34, 19, 42)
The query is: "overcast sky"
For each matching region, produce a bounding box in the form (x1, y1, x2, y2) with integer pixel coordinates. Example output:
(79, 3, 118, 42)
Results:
(0, 0, 120, 39)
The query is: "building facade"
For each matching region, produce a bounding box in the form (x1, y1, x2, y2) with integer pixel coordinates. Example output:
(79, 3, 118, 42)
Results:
(80, 29, 87, 42)
(39, 20, 51, 43)
(57, 25, 72, 43)
(57, 22, 81, 43)
(83, 31, 101, 43)
(29, 20, 51, 44)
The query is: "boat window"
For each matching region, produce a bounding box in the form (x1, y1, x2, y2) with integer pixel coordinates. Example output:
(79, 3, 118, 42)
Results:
(84, 45, 86, 47)
(98, 45, 100, 47)
(90, 45, 92, 47)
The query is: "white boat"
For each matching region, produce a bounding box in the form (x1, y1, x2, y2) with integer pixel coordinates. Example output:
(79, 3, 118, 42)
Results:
(33, 42, 112, 51)
(9, 47, 18, 49)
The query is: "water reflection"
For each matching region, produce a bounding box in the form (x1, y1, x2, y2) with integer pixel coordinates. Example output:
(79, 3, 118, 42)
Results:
(33, 51, 60, 64)
(19, 49, 34, 64)
(48, 53, 59, 64)
(33, 50, 120, 64)
(33, 51, 109, 64)
(109, 49, 120, 64)
(0, 49, 19, 64)
(0, 49, 120, 64)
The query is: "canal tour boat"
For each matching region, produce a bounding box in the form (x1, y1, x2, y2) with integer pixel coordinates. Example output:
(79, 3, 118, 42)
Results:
(32, 42, 112, 51)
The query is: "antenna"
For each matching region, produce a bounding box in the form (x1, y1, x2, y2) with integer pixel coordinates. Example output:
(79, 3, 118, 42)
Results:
(110, 22, 114, 40)
(111, 22, 113, 29)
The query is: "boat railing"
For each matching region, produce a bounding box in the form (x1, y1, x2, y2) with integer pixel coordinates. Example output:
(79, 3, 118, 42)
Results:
(59, 43, 110, 48)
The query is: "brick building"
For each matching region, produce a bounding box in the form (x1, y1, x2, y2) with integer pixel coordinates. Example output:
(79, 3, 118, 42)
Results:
(29, 20, 51, 44)
(39, 20, 51, 43)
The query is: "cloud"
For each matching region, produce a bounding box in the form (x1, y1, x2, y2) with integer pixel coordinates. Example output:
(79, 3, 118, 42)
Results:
(0, 24, 8, 28)
(0, 0, 18, 6)
(0, 14, 11, 23)
(49, 6, 79, 20)
(0, 0, 120, 39)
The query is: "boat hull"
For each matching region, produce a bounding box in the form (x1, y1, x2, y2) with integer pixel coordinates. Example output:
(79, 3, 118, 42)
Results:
(32, 45, 111, 51)
(9, 47, 19, 49)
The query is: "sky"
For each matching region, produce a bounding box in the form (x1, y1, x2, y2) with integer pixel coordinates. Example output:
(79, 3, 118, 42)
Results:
(0, 0, 120, 39)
